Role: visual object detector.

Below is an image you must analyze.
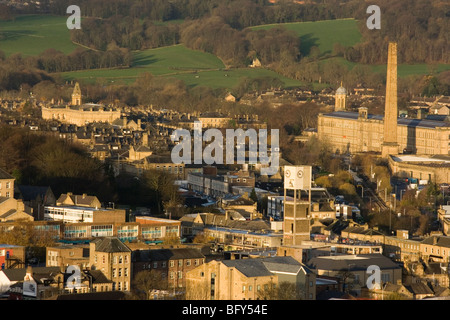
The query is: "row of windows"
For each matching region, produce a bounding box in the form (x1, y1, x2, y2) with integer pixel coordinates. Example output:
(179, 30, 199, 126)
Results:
(113, 255, 129, 264)
(424, 246, 447, 256)
(143, 259, 202, 269)
(113, 281, 129, 291)
(94, 254, 130, 264)
(112, 267, 129, 277)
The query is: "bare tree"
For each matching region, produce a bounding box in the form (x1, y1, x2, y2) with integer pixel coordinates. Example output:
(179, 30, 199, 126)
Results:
(132, 269, 168, 300)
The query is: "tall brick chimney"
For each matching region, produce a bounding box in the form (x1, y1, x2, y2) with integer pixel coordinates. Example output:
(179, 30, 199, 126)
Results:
(381, 42, 400, 158)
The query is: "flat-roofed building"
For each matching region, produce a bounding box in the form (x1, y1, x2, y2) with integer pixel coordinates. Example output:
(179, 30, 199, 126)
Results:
(44, 206, 126, 224)
(135, 216, 181, 243)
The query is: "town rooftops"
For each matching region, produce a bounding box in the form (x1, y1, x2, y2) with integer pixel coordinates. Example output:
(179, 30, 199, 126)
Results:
(1, 266, 61, 282)
(91, 237, 131, 253)
(56, 193, 101, 208)
(422, 235, 450, 248)
(222, 256, 306, 278)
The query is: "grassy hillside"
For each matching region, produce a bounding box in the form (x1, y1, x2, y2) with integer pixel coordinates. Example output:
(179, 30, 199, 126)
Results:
(1, 15, 447, 91)
(59, 44, 306, 89)
(250, 18, 363, 56)
(0, 15, 78, 56)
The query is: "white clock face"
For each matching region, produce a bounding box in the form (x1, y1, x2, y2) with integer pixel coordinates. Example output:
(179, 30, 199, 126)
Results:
(284, 166, 311, 190)
(285, 170, 291, 178)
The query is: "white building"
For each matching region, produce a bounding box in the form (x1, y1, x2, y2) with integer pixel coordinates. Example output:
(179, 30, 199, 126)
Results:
(44, 205, 96, 223)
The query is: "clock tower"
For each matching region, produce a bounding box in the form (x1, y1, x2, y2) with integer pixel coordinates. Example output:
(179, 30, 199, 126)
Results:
(283, 166, 312, 245)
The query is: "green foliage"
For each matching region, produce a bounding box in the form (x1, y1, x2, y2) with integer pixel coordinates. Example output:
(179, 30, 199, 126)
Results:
(0, 124, 116, 201)
(249, 188, 258, 202)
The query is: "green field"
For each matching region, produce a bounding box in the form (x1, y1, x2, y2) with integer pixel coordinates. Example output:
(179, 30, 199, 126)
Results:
(0, 15, 78, 56)
(59, 44, 306, 89)
(59, 44, 226, 83)
(250, 18, 363, 56)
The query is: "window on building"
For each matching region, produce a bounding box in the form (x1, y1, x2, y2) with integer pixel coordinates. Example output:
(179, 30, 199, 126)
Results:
(381, 273, 390, 283)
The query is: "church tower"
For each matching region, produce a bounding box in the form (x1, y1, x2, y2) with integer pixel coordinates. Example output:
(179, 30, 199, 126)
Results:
(71, 82, 82, 106)
(335, 82, 347, 111)
(381, 42, 399, 158)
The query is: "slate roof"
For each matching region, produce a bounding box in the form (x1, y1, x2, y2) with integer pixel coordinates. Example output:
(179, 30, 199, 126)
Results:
(322, 111, 450, 129)
(343, 226, 384, 237)
(407, 282, 434, 295)
(0, 168, 14, 180)
(86, 270, 113, 284)
(1, 267, 61, 282)
(0, 209, 17, 219)
(92, 237, 131, 253)
(57, 193, 99, 207)
(198, 213, 271, 231)
(17, 185, 51, 201)
(422, 236, 450, 248)
(307, 254, 401, 272)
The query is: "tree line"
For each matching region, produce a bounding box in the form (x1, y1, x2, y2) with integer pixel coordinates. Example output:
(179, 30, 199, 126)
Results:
(350, 0, 449, 64)
(0, 46, 131, 91)
(12, 0, 445, 66)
